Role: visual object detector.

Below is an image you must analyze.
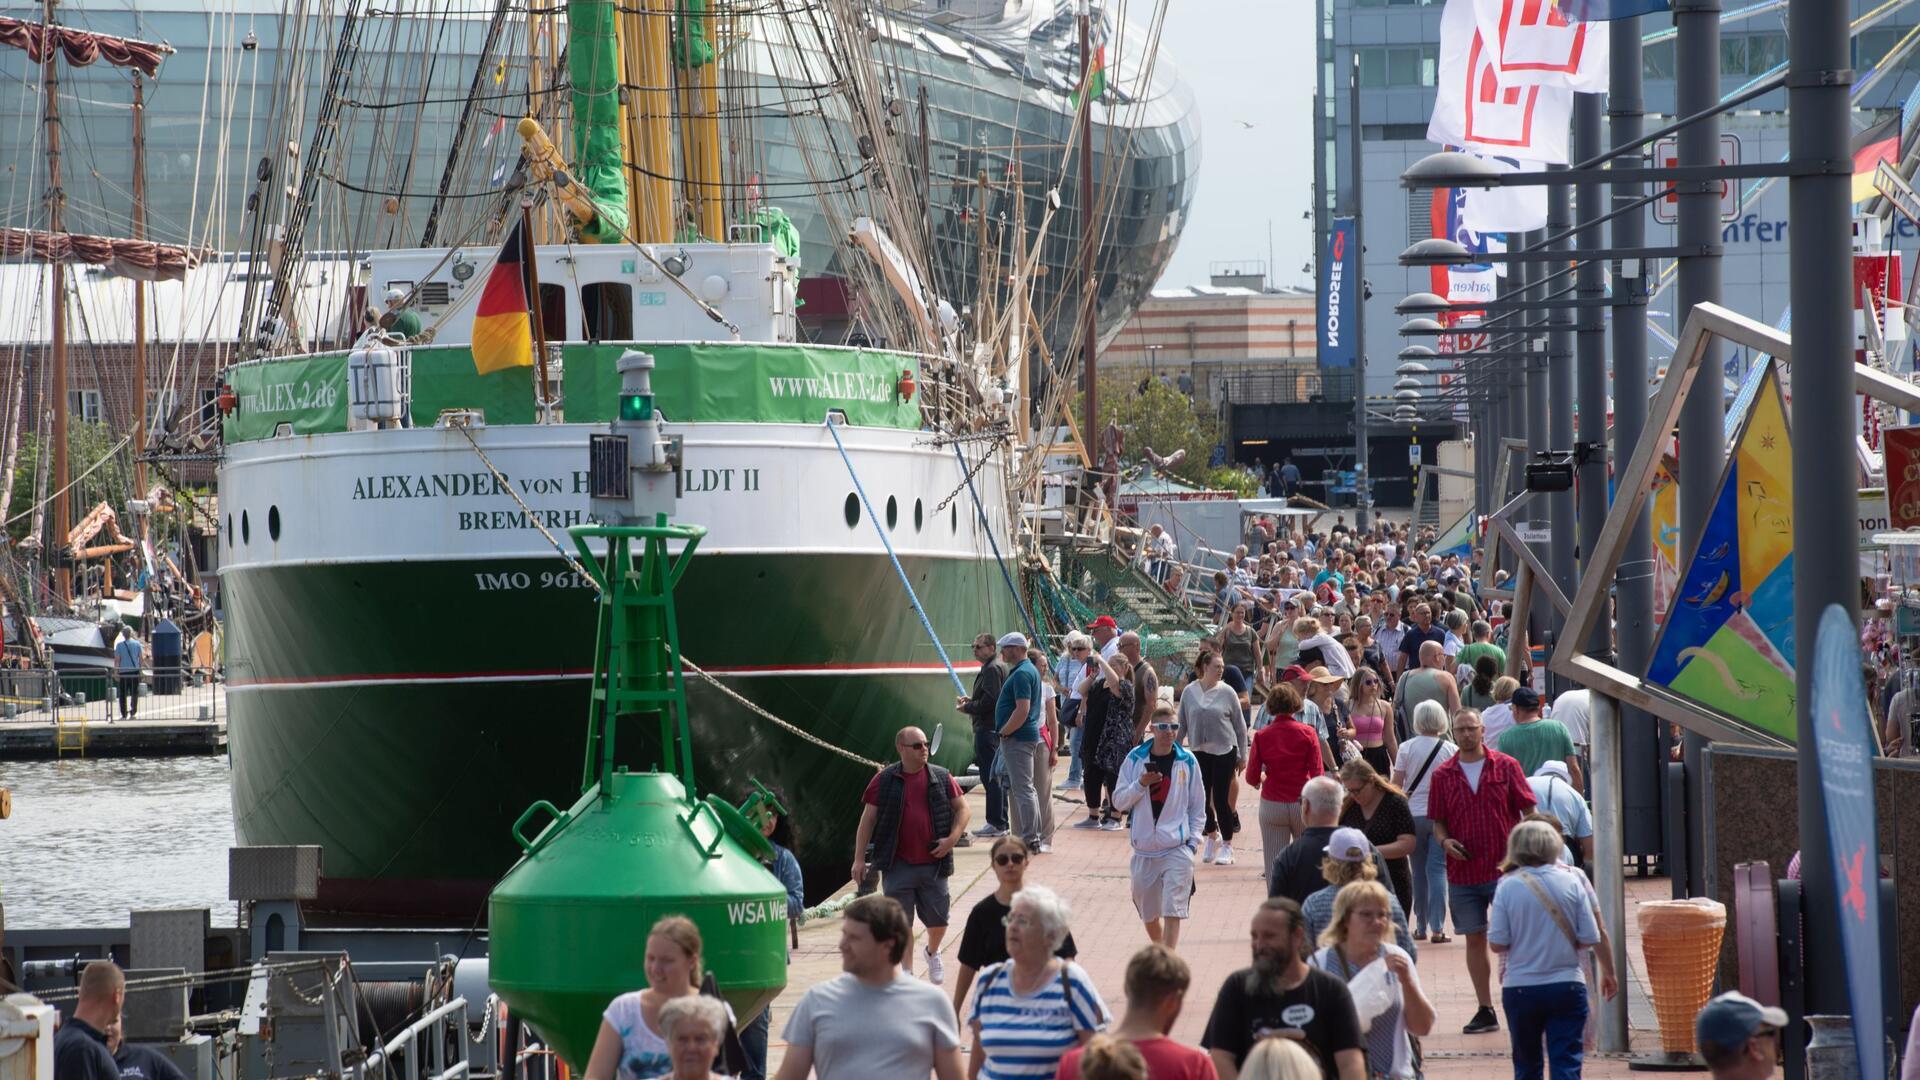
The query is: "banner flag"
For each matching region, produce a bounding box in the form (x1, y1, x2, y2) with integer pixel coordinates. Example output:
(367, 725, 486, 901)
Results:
(1429, 0, 1573, 164)
(1471, 0, 1610, 92)
(1319, 217, 1358, 369)
(1457, 151, 1551, 233)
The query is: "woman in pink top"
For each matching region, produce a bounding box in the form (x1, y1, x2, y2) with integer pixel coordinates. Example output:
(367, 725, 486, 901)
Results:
(1347, 668, 1397, 776)
(1245, 682, 1328, 891)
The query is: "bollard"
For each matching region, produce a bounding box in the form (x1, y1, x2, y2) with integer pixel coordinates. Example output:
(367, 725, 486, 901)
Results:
(1803, 1014, 1895, 1079)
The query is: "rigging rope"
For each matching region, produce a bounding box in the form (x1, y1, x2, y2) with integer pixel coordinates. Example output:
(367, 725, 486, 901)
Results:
(951, 441, 1045, 659)
(681, 658, 883, 769)
(450, 417, 597, 585)
(823, 414, 967, 696)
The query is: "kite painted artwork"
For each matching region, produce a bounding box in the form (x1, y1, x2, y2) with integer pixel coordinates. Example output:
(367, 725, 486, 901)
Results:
(1644, 360, 1797, 740)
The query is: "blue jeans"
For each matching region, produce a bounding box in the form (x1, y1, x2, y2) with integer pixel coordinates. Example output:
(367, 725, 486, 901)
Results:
(1503, 981, 1588, 1080)
(739, 1003, 771, 1080)
(1065, 704, 1086, 786)
(1412, 816, 1449, 934)
(974, 728, 1007, 831)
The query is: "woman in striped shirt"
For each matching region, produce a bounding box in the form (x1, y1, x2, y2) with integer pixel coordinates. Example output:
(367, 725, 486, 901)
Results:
(965, 885, 1111, 1079)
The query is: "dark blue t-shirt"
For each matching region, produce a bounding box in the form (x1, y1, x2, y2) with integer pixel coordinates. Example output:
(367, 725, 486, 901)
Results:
(995, 659, 1042, 742)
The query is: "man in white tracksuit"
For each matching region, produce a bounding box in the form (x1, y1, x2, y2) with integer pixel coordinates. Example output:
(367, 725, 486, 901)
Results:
(1111, 701, 1208, 950)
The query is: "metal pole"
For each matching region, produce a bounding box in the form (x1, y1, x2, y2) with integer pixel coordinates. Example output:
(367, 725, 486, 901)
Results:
(1524, 230, 1551, 647)
(44, 0, 71, 605)
(1591, 690, 1630, 1052)
(1349, 54, 1371, 531)
(131, 75, 148, 497)
(1547, 171, 1576, 682)
(1788, 0, 1855, 1018)
(1674, 0, 1723, 902)
(1610, 10, 1663, 863)
(1574, 94, 1608, 662)
(1077, 0, 1098, 452)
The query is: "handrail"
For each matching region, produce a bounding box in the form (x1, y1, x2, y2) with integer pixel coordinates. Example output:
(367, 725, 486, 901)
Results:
(359, 996, 471, 1080)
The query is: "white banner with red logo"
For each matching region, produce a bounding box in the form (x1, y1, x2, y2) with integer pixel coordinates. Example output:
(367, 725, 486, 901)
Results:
(1429, 0, 1573, 164)
(1459, 154, 1549, 233)
(1471, 0, 1610, 92)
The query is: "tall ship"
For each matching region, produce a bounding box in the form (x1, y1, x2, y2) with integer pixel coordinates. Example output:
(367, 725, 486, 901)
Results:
(206, 0, 1196, 917)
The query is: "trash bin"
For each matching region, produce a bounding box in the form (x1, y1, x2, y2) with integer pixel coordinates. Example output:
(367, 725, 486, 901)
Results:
(1637, 898, 1728, 1055)
(150, 618, 182, 695)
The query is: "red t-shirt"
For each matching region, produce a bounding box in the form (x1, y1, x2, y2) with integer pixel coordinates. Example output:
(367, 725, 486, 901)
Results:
(1245, 717, 1325, 803)
(1054, 1036, 1218, 1080)
(862, 767, 963, 866)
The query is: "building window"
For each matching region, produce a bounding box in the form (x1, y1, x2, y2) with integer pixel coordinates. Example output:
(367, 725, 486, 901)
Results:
(1355, 45, 1439, 88)
(68, 389, 103, 424)
(1644, 41, 1676, 79)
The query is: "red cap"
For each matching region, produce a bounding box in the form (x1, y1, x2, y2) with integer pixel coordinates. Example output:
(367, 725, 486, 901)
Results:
(1087, 615, 1119, 631)
(1280, 664, 1311, 683)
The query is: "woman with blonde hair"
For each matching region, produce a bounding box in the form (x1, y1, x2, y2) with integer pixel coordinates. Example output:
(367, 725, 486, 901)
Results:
(1300, 827, 1416, 955)
(1345, 666, 1396, 776)
(1074, 1034, 1147, 1080)
(587, 917, 737, 1080)
(1310, 881, 1434, 1079)
(1237, 1036, 1321, 1080)
(1336, 759, 1416, 913)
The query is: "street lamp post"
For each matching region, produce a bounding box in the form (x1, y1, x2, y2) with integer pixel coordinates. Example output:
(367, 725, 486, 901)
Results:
(1349, 53, 1371, 531)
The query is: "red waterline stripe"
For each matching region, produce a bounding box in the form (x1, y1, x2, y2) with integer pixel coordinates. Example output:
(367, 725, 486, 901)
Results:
(228, 661, 957, 688)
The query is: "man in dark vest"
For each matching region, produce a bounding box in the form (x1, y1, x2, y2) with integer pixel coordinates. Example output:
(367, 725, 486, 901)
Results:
(851, 725, 970, 986)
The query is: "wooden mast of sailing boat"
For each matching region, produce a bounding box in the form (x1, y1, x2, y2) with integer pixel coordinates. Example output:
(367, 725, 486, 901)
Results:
(43, 0, 72, 604)
(1076, 0, 1098, 461)
(132, 74, 149, 495)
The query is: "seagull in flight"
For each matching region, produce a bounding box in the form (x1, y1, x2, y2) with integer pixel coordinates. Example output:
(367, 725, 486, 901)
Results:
(1238, 120, 1257, 129)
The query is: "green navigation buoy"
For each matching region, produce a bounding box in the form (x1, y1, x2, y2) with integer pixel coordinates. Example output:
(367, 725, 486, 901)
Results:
(488, 351, 789, 1068)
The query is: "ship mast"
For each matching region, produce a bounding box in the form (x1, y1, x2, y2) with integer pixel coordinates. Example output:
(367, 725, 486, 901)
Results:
(132, 74, 149, 496)
(44, 0, 71, 605)
(621, 0, 676, 242)
(1076, 0, 1097, 454)
(676, 0, 724, 240)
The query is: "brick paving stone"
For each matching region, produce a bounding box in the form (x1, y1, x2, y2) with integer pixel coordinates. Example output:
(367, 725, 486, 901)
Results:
(769, 757, 1697, 1078)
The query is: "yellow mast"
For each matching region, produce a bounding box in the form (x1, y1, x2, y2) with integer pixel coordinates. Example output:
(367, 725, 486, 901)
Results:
(674, 0, 724, 241)
(618, 0, 675, 242)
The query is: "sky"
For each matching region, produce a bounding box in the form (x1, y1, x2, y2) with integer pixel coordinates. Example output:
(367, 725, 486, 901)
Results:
(1151, 0, 1320, 293)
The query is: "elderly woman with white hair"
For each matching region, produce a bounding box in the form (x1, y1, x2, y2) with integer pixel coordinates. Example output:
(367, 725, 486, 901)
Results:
(1391, 699, 1458, 942)
(965, 885, 1111, 1080)
(655, 997, 734, 1080)
(1489, 819, 1611, 1078)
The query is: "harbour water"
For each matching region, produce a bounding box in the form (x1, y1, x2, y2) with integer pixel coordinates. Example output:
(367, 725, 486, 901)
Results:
(0, 757, 234, 927)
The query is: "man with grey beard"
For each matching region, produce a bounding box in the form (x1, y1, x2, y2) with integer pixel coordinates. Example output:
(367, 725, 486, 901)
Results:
(1200, 897, 1364, 1080)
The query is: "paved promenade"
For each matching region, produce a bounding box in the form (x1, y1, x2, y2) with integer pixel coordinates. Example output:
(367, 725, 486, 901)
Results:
(770, 761, 1693, 1077)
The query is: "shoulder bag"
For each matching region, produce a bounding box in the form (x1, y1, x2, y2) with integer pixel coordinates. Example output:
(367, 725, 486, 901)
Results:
(1516, 869, 1585, 955)
(1406, 739, 1446, 801)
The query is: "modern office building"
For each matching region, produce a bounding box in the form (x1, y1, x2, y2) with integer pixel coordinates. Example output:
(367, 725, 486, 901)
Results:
(1314, 0, 1920, 402)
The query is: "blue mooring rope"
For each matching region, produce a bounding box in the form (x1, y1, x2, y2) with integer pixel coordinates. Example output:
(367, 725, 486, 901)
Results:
(824, 416, 967, 695)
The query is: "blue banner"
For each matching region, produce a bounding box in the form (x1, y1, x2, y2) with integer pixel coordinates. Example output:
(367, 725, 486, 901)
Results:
(1810, 603, 1886, 1080)
(1558, 0, 1669, 19)
(1320, 216, 1357, 369)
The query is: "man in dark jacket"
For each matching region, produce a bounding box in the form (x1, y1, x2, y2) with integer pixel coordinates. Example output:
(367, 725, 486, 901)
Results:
(55, 961, 124, 1080)
(850, 726, 971, 984)
(954, 633, 1008, 836)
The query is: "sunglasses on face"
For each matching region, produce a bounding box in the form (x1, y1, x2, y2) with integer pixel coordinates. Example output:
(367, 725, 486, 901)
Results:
(902, 741, 930, 750)
(993, 852, 1026, 866)
(1151, 721, 1179, 731)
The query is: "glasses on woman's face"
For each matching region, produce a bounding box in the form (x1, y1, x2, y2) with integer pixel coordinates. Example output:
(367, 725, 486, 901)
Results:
(1353, 908, 1393, 923)
(1002, 913, 1037, 929)
(1362, 679, 1380, 687)
(1072, 645, 1090, 652)
(993, 852, 1026, 867)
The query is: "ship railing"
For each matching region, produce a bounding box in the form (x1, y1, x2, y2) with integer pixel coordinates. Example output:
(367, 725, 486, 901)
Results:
(358, 996, 471, 1080)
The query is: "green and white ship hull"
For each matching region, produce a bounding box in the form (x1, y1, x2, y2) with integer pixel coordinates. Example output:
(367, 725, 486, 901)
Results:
(220, 333, 1019, 918)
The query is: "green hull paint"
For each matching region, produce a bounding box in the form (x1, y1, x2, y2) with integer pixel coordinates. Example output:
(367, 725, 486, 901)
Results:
(225, 552, 1013, 916)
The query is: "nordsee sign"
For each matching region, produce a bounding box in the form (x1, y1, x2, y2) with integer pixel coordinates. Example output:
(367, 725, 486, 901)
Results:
(1320, 216, 1357, 369)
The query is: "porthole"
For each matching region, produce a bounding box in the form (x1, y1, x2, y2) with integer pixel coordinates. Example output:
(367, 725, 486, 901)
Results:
(886, 495, 899, 530)
(844, 493, 860, 528)
(268, 506, 282, 541)
(914, 499, 924, 531)
(241, 510, 251, 545)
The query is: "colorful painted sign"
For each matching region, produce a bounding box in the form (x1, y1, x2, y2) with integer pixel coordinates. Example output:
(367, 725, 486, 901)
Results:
(1645, 361, 1796, 741)
(1649, 454, 1680, 625)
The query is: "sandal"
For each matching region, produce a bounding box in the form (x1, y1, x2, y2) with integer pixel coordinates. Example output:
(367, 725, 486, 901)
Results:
(1429, 932, 1452, 944)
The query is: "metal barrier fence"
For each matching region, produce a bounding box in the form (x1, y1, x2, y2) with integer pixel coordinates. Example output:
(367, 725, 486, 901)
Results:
(0, 663, 225, 727)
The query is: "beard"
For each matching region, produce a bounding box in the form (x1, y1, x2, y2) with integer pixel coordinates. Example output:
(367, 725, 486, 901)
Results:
(1244, 946, 1296, 996)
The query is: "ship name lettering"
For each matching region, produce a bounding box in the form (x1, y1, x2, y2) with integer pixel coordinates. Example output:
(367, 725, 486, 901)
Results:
(681, 467, 758, 493)
(458, 508, 584, 532)
(353, 471, 511, 500)
(726, 899, 782, 925)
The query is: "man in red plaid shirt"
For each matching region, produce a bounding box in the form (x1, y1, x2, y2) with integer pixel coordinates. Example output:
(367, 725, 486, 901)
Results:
(1427, 706, 1537, 1036)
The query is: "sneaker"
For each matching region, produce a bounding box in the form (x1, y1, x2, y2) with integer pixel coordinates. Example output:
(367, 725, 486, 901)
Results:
(1099, 818, 1126, 832)
(1202, 836, 1220, 864)
(923, 948, 946, 985)
(953, 834, 973, 848)
(1216, 843, 1236, 865)
(1056, 778, 1080, 790)
(1035, 842, 1052, 854)
(1071, 816, 1104, 830)
(972, 825, 1007, 838)
(1463, 1006, 1499, 1034)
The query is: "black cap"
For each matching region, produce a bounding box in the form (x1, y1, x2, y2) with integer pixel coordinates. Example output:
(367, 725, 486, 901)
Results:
(1511, 686, 1541, 710)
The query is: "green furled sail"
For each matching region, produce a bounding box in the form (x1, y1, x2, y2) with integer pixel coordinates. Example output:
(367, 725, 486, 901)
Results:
(673, 0, 715, 68)
(568, 0, 631, 243)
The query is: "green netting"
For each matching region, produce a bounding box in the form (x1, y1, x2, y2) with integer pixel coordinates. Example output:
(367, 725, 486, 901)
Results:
(1030, 548, 1211, 665)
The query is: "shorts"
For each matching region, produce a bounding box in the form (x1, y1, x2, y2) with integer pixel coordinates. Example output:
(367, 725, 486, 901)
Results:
(1130, 848, 1196, 922)
(883, 861, 951, 929)
(1448, 880, 1500, 935)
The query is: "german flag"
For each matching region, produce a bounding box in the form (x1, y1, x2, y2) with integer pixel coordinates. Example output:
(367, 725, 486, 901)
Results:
(471, 219, 536, 375)
(1852, 117, 1899, 204)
